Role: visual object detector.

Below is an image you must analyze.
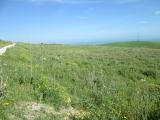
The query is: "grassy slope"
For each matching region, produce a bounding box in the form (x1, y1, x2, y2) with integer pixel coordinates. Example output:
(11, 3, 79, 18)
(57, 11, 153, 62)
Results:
(106, 41, 160, 48)
(0, 42, 160, 119)
(0, 40, 11, 47)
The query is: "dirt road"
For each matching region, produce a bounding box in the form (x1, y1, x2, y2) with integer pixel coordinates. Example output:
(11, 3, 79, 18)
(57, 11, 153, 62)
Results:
(0, 43, 16, 56)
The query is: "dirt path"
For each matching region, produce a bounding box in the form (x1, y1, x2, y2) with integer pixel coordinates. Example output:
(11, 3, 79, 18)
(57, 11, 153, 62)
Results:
(0, 43, 16, 56)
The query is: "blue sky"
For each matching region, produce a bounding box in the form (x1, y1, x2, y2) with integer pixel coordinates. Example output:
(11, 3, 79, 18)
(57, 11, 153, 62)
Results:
(0, 0, 160, 43)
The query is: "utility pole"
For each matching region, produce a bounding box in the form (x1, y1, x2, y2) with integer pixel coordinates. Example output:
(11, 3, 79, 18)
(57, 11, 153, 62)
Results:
(30, 42, 33, 80)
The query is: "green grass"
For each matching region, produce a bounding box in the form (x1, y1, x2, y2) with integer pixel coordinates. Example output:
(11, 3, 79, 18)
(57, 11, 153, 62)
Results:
(0, 40, 11, 47)
(0, 42, 160, 120)
(106, 41, 160, 49)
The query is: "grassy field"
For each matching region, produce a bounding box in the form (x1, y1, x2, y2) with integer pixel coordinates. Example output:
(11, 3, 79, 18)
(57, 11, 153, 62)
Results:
(0, 41, 160, 120)
(106, 41, 160, 49)
(0, 40, 11, 47)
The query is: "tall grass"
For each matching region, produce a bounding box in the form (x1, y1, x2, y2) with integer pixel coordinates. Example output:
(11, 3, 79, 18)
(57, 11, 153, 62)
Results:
(0, 42, 160, 119)
(0, 40, 11, 47)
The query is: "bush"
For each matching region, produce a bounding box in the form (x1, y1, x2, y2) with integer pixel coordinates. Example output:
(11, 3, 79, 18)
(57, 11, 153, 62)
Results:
(33, 76, 71, 107)
(142, 70, 157, 79)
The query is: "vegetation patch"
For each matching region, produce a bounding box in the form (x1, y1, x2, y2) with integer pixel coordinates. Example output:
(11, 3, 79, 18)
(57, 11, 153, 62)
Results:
(7, 101, 90, 120)
(0, 42, 160, 119)
(0, 40, 11, 47)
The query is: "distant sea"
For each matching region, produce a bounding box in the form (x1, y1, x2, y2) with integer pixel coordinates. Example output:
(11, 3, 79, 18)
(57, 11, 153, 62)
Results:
(11, 38, 160, 45)
(49, 39, 160, 45)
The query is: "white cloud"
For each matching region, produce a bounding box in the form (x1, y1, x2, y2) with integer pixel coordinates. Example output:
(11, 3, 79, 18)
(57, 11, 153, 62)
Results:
(114, 0, 141, 4)
(76, 15, 87, 19)
(27, 0, 63, 4)
(88, 7, 94, 11)
(155, 10, 160, 15)
(15, 0, 141, 4)
(24, 0, 103, 4)
(139, 21, 149, 24)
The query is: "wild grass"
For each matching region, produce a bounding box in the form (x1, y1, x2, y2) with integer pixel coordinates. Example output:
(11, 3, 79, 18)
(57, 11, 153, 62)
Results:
(106, 41, 160, 49)
(0, 42, 160, 119)
(0, 40, 11, 47)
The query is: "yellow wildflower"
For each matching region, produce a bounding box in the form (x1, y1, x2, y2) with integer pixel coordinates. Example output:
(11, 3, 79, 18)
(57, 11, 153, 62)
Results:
(3, 102, 9, 106)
